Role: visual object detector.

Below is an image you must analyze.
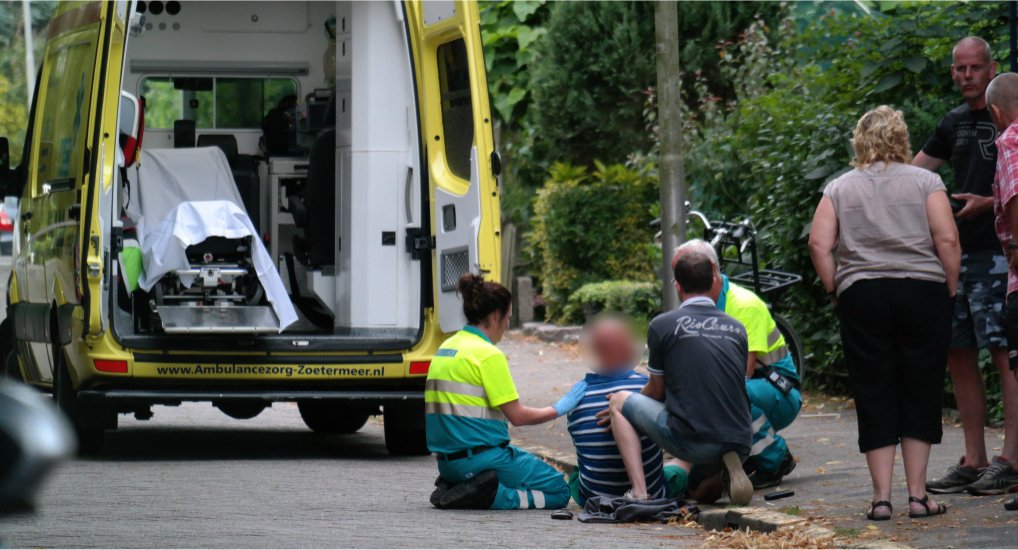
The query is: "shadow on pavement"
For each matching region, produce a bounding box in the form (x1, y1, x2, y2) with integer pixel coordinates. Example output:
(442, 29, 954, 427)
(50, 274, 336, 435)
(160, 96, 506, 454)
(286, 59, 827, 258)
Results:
(87, 425, 399, 462)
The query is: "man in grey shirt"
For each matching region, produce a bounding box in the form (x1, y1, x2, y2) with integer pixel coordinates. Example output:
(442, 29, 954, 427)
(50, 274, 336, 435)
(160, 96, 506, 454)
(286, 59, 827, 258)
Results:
(600, 243, 754, 505)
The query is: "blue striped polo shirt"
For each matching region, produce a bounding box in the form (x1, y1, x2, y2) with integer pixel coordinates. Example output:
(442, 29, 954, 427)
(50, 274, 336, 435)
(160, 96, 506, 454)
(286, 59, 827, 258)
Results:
(566, 369, 665, 502)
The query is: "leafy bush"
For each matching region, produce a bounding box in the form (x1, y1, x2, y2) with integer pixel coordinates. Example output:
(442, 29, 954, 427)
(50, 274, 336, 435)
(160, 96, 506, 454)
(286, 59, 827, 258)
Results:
(563, 280, 661, 325)
(529, 1, 656, 167)
(529, 161, 658, 321)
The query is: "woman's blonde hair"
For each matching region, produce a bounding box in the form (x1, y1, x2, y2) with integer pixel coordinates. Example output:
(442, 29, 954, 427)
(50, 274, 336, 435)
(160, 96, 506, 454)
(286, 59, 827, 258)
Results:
(851, 106, 912, 168)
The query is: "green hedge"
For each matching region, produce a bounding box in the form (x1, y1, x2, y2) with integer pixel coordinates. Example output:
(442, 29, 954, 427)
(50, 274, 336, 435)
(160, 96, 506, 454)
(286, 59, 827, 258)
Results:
(563, 280, 661, 326)
(529, 162, 659, 321)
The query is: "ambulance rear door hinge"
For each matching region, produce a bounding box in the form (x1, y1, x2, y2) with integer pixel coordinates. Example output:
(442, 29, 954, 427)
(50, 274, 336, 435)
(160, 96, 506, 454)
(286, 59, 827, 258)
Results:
(405, 227, 434, 261)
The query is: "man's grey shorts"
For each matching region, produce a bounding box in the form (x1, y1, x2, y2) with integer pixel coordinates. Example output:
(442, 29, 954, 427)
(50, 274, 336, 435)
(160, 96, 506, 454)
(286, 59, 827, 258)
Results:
(951, 251, 1008, 350)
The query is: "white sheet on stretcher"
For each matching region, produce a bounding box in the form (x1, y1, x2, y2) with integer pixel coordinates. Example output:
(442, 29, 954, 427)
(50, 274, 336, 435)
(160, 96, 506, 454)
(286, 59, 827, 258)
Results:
(127, 147, 297, 331)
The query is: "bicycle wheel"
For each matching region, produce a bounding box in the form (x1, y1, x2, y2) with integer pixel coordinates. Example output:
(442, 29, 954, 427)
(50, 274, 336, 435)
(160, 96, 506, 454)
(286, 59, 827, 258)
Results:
(773, 313, 805, 384)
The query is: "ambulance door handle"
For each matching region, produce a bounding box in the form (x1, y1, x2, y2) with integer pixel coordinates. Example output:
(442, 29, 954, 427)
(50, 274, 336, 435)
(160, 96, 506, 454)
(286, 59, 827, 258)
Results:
(404, 166, 414, 223)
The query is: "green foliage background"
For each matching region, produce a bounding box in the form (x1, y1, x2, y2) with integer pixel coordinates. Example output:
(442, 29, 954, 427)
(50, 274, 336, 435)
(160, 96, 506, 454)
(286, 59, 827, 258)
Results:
(0, 2, 55, 166)
(485, 1, 1016, 407)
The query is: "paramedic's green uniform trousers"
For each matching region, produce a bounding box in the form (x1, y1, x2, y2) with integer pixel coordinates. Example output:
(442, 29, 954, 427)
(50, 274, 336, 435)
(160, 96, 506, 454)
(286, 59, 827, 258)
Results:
(719, 278, 802, 474)
(438, 445, 570, 510)
(426, 326, 569, 510)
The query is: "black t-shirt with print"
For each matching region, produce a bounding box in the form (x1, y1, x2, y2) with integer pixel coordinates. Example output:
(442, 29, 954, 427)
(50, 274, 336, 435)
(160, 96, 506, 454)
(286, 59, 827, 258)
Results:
(646, 299, 752, 451)
(922, 103, 999, 252)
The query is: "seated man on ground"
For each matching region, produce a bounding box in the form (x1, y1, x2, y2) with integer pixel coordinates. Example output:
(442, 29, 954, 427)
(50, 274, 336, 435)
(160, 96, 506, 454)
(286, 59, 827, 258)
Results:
(565, 314, 688, 504)
(679, 240, 800, 489)
(599, 243, 755, 505)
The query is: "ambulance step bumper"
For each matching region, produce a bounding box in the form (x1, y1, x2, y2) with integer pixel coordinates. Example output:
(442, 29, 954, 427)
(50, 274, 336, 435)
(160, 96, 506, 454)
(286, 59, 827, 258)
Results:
(157, 305, 280, 334)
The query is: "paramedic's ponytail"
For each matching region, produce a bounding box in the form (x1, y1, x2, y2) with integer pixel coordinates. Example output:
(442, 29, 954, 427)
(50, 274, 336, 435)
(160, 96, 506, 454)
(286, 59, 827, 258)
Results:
(458, 273, 512, 325)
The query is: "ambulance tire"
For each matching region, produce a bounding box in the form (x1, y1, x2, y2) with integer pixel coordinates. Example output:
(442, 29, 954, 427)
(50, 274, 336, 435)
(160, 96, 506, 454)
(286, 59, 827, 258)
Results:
(215, 401, 267, 420)
(4, 348, 21, 382)
(0, 318, 12, 380)
(297, 401, 369, 434)
(52, 346, 108, 456)
(384, 404, 428, 456)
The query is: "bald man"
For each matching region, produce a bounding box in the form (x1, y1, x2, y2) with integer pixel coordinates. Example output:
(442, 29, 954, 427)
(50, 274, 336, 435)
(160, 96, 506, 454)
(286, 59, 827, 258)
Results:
(915, 37, 1018, 497)
(986, 72, 1018, 511)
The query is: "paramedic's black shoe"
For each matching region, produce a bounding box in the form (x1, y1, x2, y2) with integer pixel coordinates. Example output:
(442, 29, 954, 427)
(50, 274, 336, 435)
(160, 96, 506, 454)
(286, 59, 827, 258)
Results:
(746, 451, 797, 490)
(437, 470, 499, 510)
(430, 476, 452, 508)
(1005, 495, 1018, 511)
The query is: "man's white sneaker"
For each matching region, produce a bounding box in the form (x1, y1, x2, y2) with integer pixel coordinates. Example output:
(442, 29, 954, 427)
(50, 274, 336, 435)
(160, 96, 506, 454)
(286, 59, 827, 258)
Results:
(722, 452, 754, 506)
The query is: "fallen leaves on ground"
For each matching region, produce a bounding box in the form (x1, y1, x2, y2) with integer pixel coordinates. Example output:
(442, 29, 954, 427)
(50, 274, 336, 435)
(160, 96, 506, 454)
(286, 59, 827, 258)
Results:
(703, 527, 844, 549)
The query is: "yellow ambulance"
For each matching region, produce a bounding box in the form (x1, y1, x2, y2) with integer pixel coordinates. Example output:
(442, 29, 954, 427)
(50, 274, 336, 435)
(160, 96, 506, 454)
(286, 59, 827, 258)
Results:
(0, 0, 502, 454)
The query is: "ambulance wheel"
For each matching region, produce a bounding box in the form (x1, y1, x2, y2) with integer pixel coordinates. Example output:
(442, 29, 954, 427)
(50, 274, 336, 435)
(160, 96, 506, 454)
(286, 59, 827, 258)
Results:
(384, 404, 428, 456)
(0, 319, 15, 380)
(4, 349, 21, 382)
(52, 346, 109, 455)
(215, 401, 267, 420)
(297, 401, 369, 434)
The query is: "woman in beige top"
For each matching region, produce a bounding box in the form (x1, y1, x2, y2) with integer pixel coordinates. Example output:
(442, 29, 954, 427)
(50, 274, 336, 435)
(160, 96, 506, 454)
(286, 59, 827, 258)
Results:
(809, 106, 961, 521)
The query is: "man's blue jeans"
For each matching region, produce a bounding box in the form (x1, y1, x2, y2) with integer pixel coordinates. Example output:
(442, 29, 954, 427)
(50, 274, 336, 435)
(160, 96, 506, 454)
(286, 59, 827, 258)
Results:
(621, 393, 747, 488)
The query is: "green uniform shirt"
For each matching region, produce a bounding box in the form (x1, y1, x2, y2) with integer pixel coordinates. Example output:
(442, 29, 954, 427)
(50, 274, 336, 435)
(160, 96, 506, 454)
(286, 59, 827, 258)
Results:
(425, 326, 520, 454)
(719, 277, 798, 380)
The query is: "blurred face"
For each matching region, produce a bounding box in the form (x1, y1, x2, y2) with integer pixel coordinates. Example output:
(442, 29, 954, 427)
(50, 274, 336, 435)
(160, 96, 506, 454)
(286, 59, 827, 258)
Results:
(952, 43, 996, 104)
(590, 322, 636, 373)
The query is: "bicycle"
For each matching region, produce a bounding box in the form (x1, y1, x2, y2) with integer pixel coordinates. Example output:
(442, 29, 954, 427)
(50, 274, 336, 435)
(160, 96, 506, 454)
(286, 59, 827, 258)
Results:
(652, 204, 806, 382)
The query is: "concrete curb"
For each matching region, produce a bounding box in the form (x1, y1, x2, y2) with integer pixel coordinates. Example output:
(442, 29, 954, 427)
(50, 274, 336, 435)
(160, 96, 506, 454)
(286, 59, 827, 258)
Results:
(526, 445, 837, 541)
(519, 322, 582, 343)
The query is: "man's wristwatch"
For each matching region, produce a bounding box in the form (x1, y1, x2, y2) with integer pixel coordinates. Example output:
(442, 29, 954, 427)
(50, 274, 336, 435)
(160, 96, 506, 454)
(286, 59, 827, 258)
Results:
(1009, 242, 1018, 251)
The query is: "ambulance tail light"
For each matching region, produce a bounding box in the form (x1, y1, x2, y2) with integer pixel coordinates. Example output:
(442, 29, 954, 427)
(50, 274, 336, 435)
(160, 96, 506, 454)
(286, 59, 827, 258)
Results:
(409, 361, 430, 375)
(94, 359, 128, 374)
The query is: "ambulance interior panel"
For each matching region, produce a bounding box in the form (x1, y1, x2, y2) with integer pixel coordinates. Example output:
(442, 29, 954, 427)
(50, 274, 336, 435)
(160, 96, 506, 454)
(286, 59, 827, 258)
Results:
(111, 1, 423, 345)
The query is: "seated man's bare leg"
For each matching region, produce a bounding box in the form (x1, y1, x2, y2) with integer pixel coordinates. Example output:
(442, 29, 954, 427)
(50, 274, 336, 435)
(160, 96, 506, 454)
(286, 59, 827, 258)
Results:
(689, 471, 723, 504)
(609, 391, 649, 499)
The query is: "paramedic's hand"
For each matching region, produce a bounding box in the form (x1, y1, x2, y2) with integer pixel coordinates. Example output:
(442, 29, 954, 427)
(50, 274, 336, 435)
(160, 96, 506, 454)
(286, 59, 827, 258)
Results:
(552, 380, 587, 417)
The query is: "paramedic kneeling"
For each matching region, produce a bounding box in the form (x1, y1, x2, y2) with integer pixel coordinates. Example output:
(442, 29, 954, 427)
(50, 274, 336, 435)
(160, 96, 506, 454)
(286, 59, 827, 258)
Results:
(426, 273, 577, 510)
(679, 240, 800, 489)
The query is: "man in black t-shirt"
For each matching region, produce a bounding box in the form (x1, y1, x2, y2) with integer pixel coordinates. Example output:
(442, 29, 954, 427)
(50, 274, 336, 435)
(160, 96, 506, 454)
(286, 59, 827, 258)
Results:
(914, 36, 1018, 496)
(600, 244, 754, 505)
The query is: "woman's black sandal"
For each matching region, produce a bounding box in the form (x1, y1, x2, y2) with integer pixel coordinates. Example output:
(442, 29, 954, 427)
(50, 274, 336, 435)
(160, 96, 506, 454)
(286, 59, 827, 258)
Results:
(867, 500, 893, 521)
(908, 495, 948, 518)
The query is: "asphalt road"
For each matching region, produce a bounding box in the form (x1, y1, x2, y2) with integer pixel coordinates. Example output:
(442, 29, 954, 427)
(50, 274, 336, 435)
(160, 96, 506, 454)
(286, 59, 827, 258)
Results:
(0, 402, 702, 548)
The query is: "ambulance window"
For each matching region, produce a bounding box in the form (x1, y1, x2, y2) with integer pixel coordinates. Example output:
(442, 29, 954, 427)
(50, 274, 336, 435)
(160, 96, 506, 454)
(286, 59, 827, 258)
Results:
(33, 40, 99, 192)
(437, 39, 474, 180)
(140, 77, 211, 128)
(140, 76, 297, 130)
